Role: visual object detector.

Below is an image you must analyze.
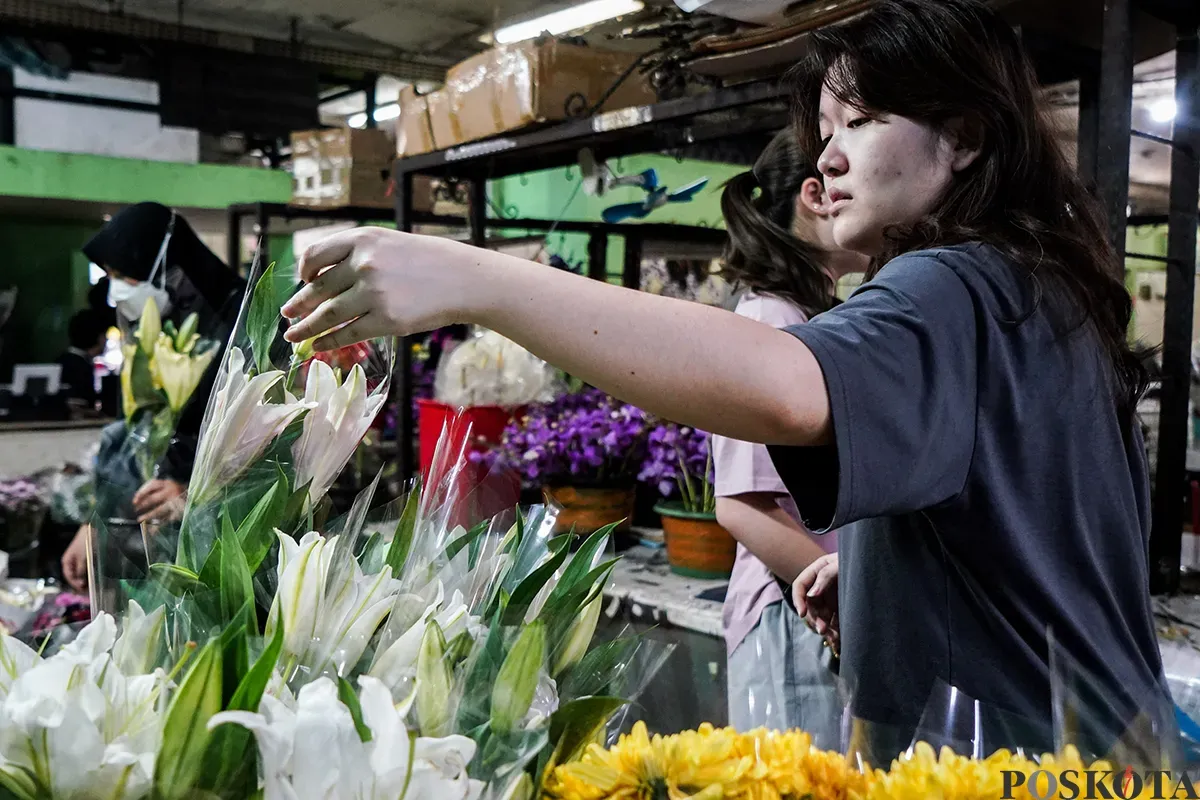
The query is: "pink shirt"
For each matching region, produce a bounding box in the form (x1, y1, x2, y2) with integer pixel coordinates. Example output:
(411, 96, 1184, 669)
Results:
(714, 292, 837, 655)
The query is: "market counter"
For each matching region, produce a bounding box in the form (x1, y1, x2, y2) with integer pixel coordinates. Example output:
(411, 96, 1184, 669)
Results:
(600, 543, 729, 733)
(0, 419, 110, 479)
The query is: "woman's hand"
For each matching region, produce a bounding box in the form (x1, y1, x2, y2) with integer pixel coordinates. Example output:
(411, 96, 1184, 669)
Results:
(132, 479, 187, 524)
(793, 553, 839, 654)
(282, 227, 481, 351)
(62, 525, 90, 592)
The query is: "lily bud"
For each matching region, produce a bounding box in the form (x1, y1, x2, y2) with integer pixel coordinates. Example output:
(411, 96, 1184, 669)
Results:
(174, 313, 199, 354)
(551, 593, 603, 678)
(416, 620, 453, 738)
(490, 621, 545, 733)
(137, 297, 161, 355)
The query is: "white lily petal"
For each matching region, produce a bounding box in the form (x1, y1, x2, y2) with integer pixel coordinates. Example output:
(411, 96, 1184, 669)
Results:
(293, 362, 386, 507)
(0, 634, 40, 700)
(113, 601, 165, 677)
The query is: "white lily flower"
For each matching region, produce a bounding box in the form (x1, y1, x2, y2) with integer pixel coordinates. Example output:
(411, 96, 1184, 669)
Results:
(189, 347, 315, 504)
(368, 583, 479, 694)
(152, 334, 216, 413)
(0, 613, 167, 800)
(210, 675, 481, 800)
(112, 600, 166, 677)
(292, 361, 386, 506)
(267, 531, 400, 676)
(0, 633, 39, 702)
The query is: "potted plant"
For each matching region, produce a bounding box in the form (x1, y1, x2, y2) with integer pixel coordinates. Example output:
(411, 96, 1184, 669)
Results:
(639, 423, 737, 579)
(482, 387, 650, 535)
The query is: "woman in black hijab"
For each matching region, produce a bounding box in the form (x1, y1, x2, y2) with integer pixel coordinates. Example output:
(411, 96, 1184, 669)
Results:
(62, 202, 244, 590)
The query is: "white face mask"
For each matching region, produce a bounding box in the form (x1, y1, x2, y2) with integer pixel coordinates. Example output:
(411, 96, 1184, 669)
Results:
(108, 212, 175, 321)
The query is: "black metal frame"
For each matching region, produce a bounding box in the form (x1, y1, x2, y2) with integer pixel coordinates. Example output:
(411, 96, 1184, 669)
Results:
(1088, 0, 1200, 593)
(388, 83, 777, 480)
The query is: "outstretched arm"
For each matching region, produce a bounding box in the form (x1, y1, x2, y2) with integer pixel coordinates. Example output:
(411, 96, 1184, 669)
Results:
(282, 227, 831, 446)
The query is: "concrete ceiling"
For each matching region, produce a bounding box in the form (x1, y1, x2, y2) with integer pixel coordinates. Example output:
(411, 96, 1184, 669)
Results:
(52, 0, 583, 64)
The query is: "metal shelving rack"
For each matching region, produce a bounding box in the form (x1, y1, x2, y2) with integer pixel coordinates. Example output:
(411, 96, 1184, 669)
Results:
(389, 81, 789, 481)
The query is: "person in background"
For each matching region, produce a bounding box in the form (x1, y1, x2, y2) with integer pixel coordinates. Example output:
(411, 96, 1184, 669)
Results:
(61, 202, 244, 591)
(715, 131, 867, 741)
(57, 310, 109, 412)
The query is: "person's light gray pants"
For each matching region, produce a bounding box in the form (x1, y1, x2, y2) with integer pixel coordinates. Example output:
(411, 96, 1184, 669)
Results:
(727, 600, 843, 750)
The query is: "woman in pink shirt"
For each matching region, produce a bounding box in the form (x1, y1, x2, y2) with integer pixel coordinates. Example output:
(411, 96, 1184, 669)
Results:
(714, 131, 866, 741)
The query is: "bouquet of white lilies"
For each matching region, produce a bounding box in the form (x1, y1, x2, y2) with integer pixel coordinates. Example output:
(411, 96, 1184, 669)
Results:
(6, 251, 668, 800)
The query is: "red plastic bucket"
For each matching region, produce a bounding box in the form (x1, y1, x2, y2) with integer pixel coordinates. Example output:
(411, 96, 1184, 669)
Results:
(416, 399, 523, 528)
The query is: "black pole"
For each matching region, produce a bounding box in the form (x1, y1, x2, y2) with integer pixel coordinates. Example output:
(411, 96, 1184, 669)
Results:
(254, 203, 271, 268)
(1097, 0, 1135, 269)
(226, 208, 241, 274)
(622, 234, 644, 290)
(1150, 25, 1200, 595)
(469, 178, 488, 249)
(364, 73, 379, 129)
(0, 68, 13, 146)
(396, 170, 416, 482)
(1077, 65, 1101, 191)
(587, 232, 609, 282)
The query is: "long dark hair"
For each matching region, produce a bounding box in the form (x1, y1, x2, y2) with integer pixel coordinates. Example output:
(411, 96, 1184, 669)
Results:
(720, 130, 837, 316)
(789, 0, 1149, 411)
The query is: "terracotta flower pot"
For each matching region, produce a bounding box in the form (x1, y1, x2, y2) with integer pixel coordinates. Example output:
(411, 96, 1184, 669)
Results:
(543, 485, 636, 536)
(656, 501, 736, 579)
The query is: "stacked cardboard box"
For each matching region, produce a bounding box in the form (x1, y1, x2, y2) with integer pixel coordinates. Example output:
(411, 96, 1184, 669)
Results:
(396, 40, 654, 156)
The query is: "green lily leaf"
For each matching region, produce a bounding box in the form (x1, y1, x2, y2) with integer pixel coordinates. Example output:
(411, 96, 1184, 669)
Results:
(385, 482, 421, 575)
(500, 536, 573, 626)
(540, 696, 629, 780)
(443, 518, 491, 563)
(339, 676, 374, 743)
(237, 479, 287, 573)
(247, 261, 294, 374)
(147, 563, 204, 596)
(198, 539, 224, 591)
(155, 639, 223, 800)
(198, 620, 283, 796)
(0, 765, 37, 800)
(220, 542, 257, 637)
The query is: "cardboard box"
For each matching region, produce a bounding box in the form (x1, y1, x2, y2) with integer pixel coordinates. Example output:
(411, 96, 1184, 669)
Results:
(426, 89, 464, 150)
(291, 128, 395, 209)
(444, 41, 655, 146)
(396, 85, 436, 158)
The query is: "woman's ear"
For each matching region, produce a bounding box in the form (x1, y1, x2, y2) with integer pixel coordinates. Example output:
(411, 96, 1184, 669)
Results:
(945, 115, 984, 172)
(797, 177, 829, 217)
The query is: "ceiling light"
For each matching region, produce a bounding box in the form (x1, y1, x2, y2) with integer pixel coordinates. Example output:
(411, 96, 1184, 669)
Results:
(1150, 98, 1177, 123)
(348, 103, 401, 129)
(493, 0, 644, 45)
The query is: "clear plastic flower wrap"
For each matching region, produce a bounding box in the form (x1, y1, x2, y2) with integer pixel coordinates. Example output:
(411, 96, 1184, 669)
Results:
(172, 255, 395, 576)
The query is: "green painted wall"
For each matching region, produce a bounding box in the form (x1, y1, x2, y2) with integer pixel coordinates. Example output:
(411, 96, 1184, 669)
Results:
(0, 146, 291, 208)
(0, 219, 96, 369)
(489, 155, 743, 280)
(0, 147, 293, 373)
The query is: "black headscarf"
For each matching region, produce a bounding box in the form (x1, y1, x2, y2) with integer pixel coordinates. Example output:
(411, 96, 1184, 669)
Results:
(83, 202, 241, 316)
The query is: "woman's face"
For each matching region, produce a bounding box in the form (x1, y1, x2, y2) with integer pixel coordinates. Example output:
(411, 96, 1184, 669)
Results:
(104, 267, 141, 287)
(815, 82, 965, 256)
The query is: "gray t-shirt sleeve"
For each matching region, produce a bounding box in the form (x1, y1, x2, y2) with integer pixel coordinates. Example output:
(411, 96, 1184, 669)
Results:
(769, 252, 978, 531)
